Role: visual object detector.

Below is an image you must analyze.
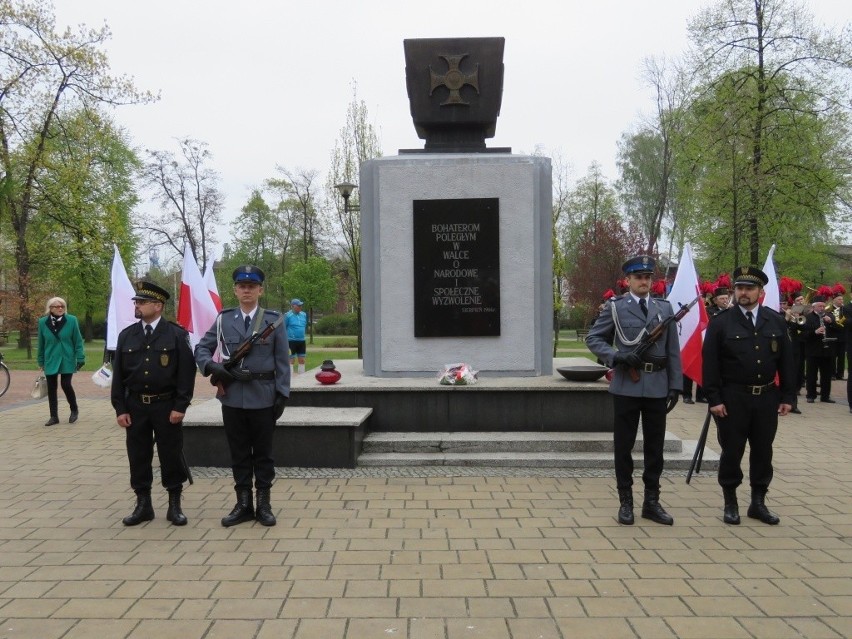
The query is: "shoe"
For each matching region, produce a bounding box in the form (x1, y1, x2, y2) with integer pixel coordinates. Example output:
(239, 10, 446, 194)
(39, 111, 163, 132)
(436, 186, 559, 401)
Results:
(806, 398, 815, 403)
(641, 490, 674, 525)
(221, 489, 254, 527)
(255, 488, 277, 526)
(790, 407, 802, 414)
(69, 411, 78, 424)
(696, 398, 708, 403)
(166, 490, 187, 526)
(722, 488, 740, 525)
(616, 488, 633, 525)
(122, 493, 155, 526)
(820, 398, 836, 403)
(683, 397, 695, 405)
(747, 489, 780, 525)
(44, 417, 59, 427)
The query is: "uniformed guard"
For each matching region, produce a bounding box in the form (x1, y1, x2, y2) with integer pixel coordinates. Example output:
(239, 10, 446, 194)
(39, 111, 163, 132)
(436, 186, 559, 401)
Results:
(111, 281, 196, 526)
(195, 265, 290, 527)
(586, 255, 683, 526)
(702, 266, 795, 525)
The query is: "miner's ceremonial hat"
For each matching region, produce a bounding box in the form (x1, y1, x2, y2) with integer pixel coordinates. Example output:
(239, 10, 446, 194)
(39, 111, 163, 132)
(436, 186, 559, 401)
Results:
(132, 281, 170, 303)
(232, 265, 265, 284)
(732, 266, 768, 287)
(622, 255, 655, 275)
(713, 286, 730, 297)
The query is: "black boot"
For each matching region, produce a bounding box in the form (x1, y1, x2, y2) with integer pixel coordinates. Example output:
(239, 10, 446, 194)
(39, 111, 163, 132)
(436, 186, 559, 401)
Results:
(166, 489, 187, 526)
(641, 489, 674, 525)
(616, 488, 634, 525)
(122, 492, 154, 526)
(221, 488, 254, 527)
(44, 415, 59, 427)
(722, 487, 740, 525)
(69, 410, 79, 424)
(255, 488, 277, 526)
(747, 488, 780, 525)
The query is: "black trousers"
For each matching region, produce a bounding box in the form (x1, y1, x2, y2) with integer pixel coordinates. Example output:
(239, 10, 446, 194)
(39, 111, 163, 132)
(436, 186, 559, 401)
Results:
(835, 343, 846, 379)
(715, 386, 779, 490)
(125, 398, 186, 494)
(221, 405, 275, 490)
(612, 395, 667, 491)
(46, 373, 77, 418)
(806, 355, 833, 400)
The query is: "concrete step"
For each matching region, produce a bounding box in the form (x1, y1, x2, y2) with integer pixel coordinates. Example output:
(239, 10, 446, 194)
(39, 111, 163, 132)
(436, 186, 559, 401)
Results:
(362, 431, 684, 454)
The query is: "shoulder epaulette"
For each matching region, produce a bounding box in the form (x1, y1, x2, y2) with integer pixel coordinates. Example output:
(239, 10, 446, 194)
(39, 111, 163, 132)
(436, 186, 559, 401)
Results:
(264, 309, 282, 317)
(169, 320, 189, 333)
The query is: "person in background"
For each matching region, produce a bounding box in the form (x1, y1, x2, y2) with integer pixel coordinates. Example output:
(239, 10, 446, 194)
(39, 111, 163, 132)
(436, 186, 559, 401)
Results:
(831, 290, 846, 380)
(37, 297, 85, 427)
(286, 298, 309, 374)
(586, 255, 682, 527)
(802, 295, 838, 404)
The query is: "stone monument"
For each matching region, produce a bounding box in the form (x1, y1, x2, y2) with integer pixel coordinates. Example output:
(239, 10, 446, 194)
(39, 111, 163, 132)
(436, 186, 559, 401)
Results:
(361, 37, 552, 377)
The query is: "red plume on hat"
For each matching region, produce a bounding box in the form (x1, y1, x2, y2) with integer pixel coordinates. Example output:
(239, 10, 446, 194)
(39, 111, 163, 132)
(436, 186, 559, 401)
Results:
(601, 288, 616, 301)
(616, 277, 628, 293)
(715, 273, 731, 289)
(699, 280, 716, 296)
(817, 285, 833, 299)
(831, 283, 846, 296)
(778, 276, 797, 295)
(651, 280, 667, 296)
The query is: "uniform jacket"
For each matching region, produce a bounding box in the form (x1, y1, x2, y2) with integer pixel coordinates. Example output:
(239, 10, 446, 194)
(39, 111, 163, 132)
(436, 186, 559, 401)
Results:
(195, 308, 290, 409)
(702, 306, 795, 406)
(37, 314, 84, 375)
(586, 295, 682, 398)
(801, 311, 839, 358)
(111, 320, 196, 415)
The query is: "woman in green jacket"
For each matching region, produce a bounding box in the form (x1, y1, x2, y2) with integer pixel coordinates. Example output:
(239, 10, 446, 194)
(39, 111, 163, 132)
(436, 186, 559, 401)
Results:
(37, 297, 85, 426)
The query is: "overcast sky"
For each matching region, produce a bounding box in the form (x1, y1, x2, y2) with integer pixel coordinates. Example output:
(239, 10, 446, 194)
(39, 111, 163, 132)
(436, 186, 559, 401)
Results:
(53, 0, 850, 260)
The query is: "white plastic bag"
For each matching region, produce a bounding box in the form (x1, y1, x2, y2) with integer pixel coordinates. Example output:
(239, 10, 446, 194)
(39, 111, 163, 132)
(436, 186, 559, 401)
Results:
(31, 374, 48, 399)
(91, 363, 113, 388)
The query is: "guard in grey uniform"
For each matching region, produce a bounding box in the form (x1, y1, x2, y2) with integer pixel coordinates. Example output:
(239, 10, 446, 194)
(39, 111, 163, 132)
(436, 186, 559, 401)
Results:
(586, 256, 683, 526)
(195, 265, 290, 527)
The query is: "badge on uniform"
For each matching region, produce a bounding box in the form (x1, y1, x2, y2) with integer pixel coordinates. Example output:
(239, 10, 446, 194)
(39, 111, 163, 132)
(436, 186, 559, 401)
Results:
(160, 353, 170, 367)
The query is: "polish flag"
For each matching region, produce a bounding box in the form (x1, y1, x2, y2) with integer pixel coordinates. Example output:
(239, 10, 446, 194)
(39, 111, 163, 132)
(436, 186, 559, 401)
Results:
(106, 245, 137, 350)
(667, 243, 709, 386)
(760, 244, 780, 311)
(177, 244, 220, 349)
(203, 256, 222, 311)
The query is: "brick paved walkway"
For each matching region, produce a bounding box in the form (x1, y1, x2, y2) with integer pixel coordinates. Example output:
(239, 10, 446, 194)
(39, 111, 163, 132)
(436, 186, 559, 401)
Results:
(0, 389, 849, 638)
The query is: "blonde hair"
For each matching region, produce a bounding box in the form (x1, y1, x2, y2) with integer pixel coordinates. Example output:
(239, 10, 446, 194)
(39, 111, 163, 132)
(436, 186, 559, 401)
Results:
(45, 297, 67, 314)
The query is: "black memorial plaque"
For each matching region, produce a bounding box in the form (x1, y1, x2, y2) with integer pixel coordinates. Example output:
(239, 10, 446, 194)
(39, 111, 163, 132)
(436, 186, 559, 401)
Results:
(413, 198, 500, 337)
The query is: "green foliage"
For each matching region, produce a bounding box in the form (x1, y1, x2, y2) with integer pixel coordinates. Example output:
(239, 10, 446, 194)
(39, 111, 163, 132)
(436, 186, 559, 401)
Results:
(315, 313, 358, 335)
(282, 256, 337, 314)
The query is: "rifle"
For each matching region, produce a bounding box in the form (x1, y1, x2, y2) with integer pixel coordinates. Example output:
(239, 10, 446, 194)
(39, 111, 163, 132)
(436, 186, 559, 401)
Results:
(686, 410, 712, 484)
(626, 295, 701, 382)
(210, 314, 284, 396)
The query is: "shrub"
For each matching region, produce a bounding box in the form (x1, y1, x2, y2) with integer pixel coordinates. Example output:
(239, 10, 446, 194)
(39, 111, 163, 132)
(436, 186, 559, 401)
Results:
(315, 312, 358, 335)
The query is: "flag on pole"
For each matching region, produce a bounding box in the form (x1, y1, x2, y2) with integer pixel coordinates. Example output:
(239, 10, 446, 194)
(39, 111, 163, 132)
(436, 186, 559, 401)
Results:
(203, 256, 222, 312)
(760, 244, 779, 312)
(667, 243, 709, 386)
(106, 245, 137, 350)
(177, 244, 219, 349)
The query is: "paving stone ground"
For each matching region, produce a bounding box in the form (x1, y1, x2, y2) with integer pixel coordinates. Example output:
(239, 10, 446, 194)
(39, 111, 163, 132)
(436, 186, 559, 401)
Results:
(0, 378, 850, 638)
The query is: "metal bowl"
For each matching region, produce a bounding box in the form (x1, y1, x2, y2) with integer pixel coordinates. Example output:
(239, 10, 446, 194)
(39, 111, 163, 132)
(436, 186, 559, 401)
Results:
(556, 365, 609, 382)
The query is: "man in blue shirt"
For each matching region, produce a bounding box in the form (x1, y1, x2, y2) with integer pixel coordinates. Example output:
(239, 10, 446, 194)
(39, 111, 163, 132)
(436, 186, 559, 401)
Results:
(286, 299, 308, 374)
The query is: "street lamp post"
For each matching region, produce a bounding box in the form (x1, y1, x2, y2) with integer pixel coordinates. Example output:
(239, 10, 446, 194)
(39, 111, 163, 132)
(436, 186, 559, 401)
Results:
(334, 182, 361, 358)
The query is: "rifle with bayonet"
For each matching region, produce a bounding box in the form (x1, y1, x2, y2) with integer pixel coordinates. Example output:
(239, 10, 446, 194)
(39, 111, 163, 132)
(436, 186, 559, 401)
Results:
(209, 314, 284, 396)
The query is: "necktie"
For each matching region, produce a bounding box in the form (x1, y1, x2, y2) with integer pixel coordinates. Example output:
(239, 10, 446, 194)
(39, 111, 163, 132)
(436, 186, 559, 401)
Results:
(244, 315, 251, 333)
(746, 310, 754, 326)
(145, 324, 152, 341)
(639, 298, 648, 318)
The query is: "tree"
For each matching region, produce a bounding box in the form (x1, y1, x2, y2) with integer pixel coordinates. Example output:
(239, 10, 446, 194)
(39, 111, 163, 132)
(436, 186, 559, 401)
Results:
(266, 167, 324, 263)
(0, 0, 154, 355)
(326, 81, 382, 358)
(686, 0, 852, 264)
(282, 256, 337, 344)
(141, 137, 223, 268)
(550, 153, 573, 356)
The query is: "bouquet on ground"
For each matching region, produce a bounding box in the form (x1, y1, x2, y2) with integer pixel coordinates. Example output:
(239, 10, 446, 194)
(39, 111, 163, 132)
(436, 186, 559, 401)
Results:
(438, 362, 479, 386)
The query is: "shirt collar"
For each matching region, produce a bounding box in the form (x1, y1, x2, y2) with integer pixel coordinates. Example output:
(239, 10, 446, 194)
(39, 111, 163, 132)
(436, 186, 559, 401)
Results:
(739, 305, 759, 322)
(145, 317, 161, 332)
(629, 293, 650, 305)
(242, 306, 259, 321)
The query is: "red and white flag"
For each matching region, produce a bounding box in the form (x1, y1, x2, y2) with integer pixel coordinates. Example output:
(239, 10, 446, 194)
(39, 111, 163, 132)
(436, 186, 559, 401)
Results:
(760, 244, 779, 312)
(667, 243, 709, 385)
(177, 244, 219, 349)
(106, 245, 137, 350)
(203, 256, 222, 312)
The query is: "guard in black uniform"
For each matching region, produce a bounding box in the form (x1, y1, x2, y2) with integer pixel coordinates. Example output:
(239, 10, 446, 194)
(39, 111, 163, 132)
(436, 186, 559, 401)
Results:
(112, 281, 196, 526)
(702, 267, 795, 526)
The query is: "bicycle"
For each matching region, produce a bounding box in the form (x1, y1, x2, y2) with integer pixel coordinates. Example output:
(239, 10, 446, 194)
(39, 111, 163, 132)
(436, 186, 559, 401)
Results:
(0, 351, 9, 398)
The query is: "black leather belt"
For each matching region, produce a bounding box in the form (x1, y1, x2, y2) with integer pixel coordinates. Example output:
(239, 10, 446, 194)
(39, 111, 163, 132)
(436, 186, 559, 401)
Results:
(640, 362, 666, 373)
(739, 382, 776, 395)
(136, 391, 174, 404)
(249, 372, 274, 380)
